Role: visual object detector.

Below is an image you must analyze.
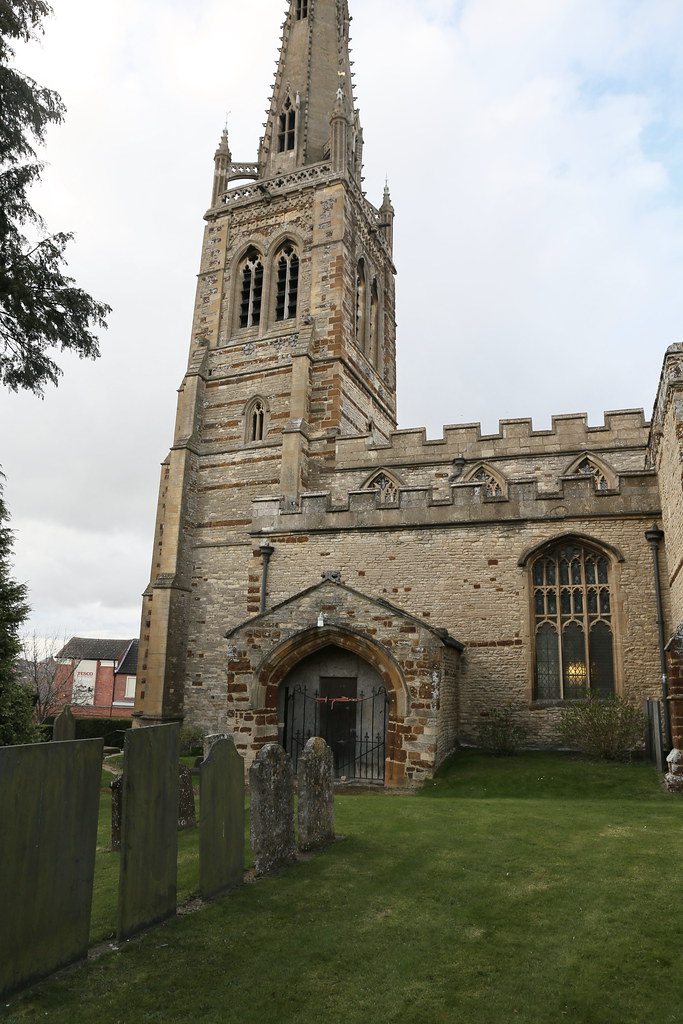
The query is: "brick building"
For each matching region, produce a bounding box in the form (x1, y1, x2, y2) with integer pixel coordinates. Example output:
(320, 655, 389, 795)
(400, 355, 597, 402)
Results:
(56, 638, 138, 719)
(134, 0, 683, 788)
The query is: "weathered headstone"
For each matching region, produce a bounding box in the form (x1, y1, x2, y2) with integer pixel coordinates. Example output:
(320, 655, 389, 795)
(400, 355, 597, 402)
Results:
(298, 736, 335, 851)
(199, 736, 245, 900)
(249, 743, 297, 876)
(111, 774, 123, 850)
(0, 739, 102, 999)
(52, 706, 76, 742)
(117, 724, 180, 941)
(178, 764, 196, 830)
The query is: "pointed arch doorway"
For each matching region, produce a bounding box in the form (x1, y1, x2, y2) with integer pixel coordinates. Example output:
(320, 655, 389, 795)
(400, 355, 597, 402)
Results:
(278, 644, 389, 782)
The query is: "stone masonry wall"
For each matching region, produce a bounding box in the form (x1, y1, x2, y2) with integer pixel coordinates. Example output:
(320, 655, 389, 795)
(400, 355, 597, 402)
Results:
(224, 581, 457, 785)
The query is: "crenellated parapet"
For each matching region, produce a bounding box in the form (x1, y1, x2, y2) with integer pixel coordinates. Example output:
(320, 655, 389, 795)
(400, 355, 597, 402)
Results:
(251, 465, 660, 536)
(334, 409, 650, 468)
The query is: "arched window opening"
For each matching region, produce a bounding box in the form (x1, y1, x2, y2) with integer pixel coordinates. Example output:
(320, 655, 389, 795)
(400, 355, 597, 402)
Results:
(239, 248, 264, 329)
(275, 244, 299, 321)
(470, 467, 504, 498)
(245, 397, 268, 443)
(295, 0, 309, 19)
(532, 543, 615, 701)
(575, 457, 610, 492)
(369, 279, 379, 364)
(356, 259, 367, 351)
(278, 97, 296, 153)
(365, 472, 399, 505)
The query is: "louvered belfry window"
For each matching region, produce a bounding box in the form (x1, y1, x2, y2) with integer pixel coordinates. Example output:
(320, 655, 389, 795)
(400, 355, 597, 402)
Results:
(275, 244, 299, 321)
(239, 248, 264, 328)
(532, 543, 615, 700)
(278, 97, 296, 152)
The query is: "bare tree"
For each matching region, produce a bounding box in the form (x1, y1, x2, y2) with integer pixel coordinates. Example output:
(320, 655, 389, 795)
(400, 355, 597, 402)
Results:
(18, 632, 82, 723)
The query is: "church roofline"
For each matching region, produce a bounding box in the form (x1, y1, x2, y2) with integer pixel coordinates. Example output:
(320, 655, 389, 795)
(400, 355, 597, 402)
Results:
(224, 576, 464, 650)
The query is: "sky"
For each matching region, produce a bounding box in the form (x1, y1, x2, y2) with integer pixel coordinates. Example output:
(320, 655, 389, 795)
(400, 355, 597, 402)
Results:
(2, 0, 683, 644)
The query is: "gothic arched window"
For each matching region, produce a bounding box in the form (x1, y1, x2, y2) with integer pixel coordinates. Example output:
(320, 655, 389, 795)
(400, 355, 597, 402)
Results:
(369, 279, 380, 364)
(356, 259, 367, 351)
(469, 466, 505, 498)
(532, 542, 616, 701)
(245, 397, 268, 443)
(365, 472, 399, 505)
(239, 247, 264, 329)
(295, 0, 308, 19)
(275, 243, 299, 321)
(575, 457, 610, 492)
(278, 97, 296, 153)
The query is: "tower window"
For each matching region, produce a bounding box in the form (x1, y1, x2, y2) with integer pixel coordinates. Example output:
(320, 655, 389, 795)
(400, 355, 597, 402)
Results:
(245, 397, 269, 443)
(355, 259, 367, 351)
(239, 248, 264, 329)
(275, 244, 299, 321)
(295, 0, 308, 19)
(369, 279, 379, 364)
(278, 97, 296, 153)
(251, 401, 265, 441)
(532, 542, 616, 701)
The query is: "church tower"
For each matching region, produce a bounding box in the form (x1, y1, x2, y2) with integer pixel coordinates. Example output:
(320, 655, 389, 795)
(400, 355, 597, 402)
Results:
(134, 0, 397, 727)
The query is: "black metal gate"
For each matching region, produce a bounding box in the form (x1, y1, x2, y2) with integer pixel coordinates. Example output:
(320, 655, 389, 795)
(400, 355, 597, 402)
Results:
(283, 684, 388, 781)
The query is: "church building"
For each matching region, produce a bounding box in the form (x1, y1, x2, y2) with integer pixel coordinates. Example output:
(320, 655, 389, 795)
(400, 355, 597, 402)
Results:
(134, 0, 683, 789)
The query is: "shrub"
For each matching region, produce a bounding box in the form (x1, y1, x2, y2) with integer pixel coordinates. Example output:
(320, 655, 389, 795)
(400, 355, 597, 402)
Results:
(558, 694, 646, 761)
(477, 705, 527, 756)
(180, 725, 205, 756)
(73, 718, 133, 746)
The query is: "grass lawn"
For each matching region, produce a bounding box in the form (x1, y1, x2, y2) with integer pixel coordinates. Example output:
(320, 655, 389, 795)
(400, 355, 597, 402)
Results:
(3, 752, 682, 1024)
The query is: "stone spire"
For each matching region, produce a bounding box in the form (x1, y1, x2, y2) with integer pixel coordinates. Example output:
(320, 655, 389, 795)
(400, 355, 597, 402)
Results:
(379, 182, 395, 253)
(211, 126, 232, 206)
(258, 0, 360, 181)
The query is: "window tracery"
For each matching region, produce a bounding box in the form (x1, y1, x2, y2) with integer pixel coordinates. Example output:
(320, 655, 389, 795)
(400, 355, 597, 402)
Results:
(295, 0, 308, 19)
(239, 247, 264, 329)
(532, 542, 615, 701)
(470, 467, 504, 498)
(275, 243, 299, 321)
(575, 457, 610, 492)
(365, 472, 399, 505)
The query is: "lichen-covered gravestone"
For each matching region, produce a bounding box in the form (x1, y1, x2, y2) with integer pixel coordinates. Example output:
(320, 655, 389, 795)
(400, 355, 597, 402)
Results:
(117, 724, 180, 941)
(298, 736, 335, 851)
(200, 735, 245, 899)
(111, 774, 123, 851)
(178, 764, 196, 830)
(249, 743, 297, 875)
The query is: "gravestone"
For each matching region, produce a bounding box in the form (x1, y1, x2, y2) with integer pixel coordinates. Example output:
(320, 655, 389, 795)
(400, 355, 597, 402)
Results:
(203, 733, 231, 759)
(0, 739, 102, 999)
(178, 764, 196, 830)
(52, 706, 76, 742)
(111, 774, 123, 850)
(298, 736, 335, 851)
(117, 724, 180, 941)
(199, 736, 245, 900)
(249, 743, 297, 876)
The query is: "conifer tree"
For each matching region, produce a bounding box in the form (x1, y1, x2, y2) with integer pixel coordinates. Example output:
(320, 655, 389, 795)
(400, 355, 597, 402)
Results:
(0, 0, 111, 394)
(0, 479, 38, 745)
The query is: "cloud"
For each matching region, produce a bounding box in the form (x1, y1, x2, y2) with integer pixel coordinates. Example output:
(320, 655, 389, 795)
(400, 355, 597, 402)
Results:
(2, 0, 683, 639)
